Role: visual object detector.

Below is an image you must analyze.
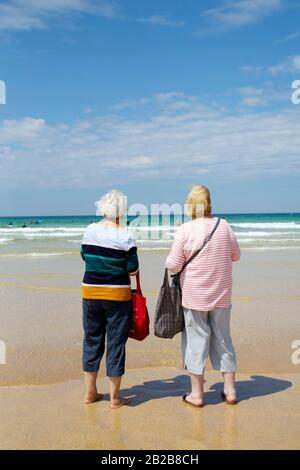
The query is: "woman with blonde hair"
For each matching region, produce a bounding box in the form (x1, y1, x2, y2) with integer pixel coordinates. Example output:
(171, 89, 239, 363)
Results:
(81, 190, 138, 408)
(166, 186, 240, 407)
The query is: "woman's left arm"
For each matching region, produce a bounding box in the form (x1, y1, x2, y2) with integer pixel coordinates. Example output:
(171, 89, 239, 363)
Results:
(228, 225, 241, 262)
(126, 236, 139, 275)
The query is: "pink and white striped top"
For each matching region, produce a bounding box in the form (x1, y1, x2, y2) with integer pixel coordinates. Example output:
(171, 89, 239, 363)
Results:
(165, 217, 240, 311)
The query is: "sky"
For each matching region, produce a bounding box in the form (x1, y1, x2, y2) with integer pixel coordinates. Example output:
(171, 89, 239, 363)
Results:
(0, 0, 300, 215)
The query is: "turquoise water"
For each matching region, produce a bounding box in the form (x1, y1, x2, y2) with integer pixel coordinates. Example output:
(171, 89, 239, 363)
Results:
(0, 213, 300, 257)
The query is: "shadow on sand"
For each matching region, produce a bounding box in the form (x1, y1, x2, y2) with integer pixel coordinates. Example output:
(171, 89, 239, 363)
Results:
(113, 374, 292, 407)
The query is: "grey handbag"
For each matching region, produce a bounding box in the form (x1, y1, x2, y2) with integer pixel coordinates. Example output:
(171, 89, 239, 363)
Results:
(154, 218, 221, 339)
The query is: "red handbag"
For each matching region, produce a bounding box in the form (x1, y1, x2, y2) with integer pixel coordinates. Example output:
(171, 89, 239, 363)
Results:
(129, 272, 149, 341)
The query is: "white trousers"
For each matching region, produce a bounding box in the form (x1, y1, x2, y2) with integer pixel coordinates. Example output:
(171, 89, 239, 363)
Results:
(182, 306, 236, 375)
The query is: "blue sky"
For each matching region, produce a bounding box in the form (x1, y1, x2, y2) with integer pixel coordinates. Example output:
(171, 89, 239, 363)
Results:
(0, 0, 300, 215)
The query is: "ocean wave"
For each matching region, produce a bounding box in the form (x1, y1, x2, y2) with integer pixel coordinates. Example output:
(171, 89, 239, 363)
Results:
(0, 252, 76, 259)
(2, 222, 299, 235)
(0, 237, 15, 244)
(231, 222, 300, 230)
(239, 238, 300, 243)
(139, 247, 170, 252)
(131, 225, 176, 232)
(0, 227, 85, 233)
(243, 246, 300, 251)
(22, 232, 81, 239)
(136, 239, 172, 245)
(236, 231, 300, 238)
(1, 220, 299, 252)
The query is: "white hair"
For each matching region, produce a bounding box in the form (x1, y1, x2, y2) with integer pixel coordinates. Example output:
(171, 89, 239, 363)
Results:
(95, 190, 127, 219)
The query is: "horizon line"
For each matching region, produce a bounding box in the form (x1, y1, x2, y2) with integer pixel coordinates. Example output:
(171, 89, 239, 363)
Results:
(0, 211, 299, 218)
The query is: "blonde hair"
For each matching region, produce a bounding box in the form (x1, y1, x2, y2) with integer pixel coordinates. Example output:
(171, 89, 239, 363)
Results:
(186, 185, 212, 218)
(95, 189, 127, 219)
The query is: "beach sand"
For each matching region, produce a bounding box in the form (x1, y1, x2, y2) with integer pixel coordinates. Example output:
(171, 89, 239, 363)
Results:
(0, 368, 299, 450)
(0, 250, 300, 449)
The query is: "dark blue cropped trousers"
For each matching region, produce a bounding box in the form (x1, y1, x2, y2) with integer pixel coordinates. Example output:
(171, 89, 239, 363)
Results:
(82, 299, 132, 377)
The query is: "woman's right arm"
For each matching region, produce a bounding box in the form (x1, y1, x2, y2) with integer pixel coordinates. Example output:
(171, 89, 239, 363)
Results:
(80, 247, 85, 261)
(165, 226, 186, 273)
(80, 228, 88, 261)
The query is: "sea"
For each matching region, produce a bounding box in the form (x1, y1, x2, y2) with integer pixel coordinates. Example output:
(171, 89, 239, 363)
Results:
(0, 213, 300, 258)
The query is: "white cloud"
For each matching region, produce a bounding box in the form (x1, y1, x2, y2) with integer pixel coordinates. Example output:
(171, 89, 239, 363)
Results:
(138, 15, 184, 27)
(155, 92, 185, 103)
(0, 0, 119, 31)
(0, 117, 46, 140)
(1, 93, 300, 189)
(238, 86, 267, 106)
(268, 54, 300, 75)
(292, 55, 300, 71)
(240, 65, 263, 75)
(268, 61, 289, 76)
(112, 97, 150, 111)
(112, 93, 196, 111)
(197, 0, 285, 35)
(237, 85, 289, 107)
(0, 2, 186, 32)
(241, 54, 300, 76)
(275, 32, 300, 44)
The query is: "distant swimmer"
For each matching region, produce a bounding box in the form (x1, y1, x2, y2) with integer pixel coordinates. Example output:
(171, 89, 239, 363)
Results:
(9, 222, 13, 227)
(22, 223, 27, 228)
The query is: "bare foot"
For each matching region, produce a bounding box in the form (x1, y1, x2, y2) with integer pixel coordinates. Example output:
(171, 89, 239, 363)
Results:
(110, 398, 129, 409)
(184, 393, 204, 407)
(84, 391, 103, 404)
(223, 388, 237, 402)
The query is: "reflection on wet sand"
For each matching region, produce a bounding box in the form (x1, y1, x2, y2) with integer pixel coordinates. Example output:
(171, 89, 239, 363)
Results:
(77, 371, 296, 451)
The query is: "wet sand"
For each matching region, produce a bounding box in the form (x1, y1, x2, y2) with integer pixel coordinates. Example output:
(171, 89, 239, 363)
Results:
(0, 368, 299, 450)
(0, 250, 300, 448)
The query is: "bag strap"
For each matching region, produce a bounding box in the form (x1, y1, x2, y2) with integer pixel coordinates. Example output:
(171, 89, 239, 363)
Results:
(175, 218, 221, 276)
(163, 268, 169, 286)
(134, 271, 141, 294)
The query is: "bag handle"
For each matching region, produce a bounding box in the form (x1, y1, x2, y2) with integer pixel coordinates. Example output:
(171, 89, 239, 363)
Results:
(135, 270, 141, 294)
(162, 268, 169, 287)
(173, 217, 221, 277)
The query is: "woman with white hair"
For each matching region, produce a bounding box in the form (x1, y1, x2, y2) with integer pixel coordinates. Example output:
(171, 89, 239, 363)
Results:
(81, 190, 138, 408)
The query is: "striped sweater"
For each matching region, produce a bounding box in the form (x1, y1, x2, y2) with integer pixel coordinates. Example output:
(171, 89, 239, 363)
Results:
(81, 223, 139, 301)
(166, 217, 240, 311)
